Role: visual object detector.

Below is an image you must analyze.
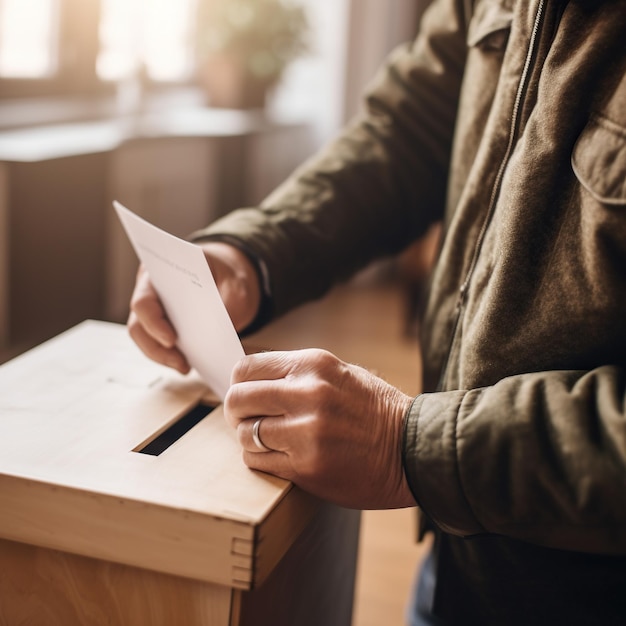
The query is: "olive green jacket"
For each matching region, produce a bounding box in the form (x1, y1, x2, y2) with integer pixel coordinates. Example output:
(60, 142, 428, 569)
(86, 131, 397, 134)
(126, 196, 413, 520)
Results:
(195, 0, 626, 622)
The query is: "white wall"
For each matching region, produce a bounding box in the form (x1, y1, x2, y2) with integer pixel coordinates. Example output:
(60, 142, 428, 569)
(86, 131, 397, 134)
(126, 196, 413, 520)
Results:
(271, 0, 428, 146)
(343, 0, 426, 120)
(270, 0, 352, 145)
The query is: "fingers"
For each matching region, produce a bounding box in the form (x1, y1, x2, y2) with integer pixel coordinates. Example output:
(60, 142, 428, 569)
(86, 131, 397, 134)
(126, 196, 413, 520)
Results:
(241, 449, 293, 481)
(230, 348, 342, 385)
(237, 415, 300, 454)
(130, 270, 176, 346)
(199, 242, 261, 332)
(224, 379, 290, 427)
(127, 268, 190, 374)
(128, 311, 190, 373)
(225, 349, 343, 428)
(230, 351, 299, 383)
(237, 417, 297, 482)
(225, 352, 301, 427)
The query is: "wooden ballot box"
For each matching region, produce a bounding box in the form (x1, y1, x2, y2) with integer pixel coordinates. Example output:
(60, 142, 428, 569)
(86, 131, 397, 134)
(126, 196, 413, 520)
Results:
(0, 321, 360, 625)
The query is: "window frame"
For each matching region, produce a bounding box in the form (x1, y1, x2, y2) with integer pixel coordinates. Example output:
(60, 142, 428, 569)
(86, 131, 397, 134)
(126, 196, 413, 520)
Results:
(0, 0, 202, 100)
(0, 0, 106, 98)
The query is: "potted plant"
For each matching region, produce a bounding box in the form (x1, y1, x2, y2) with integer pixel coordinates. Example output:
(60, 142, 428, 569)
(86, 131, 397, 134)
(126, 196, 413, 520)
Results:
(197, 0, 310, 109)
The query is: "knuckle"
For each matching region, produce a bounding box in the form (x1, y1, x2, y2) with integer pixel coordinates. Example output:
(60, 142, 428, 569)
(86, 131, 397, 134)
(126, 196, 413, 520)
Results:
(130, 293, 151, 317)
(311, 378, 334, 403)
(307, 348, 337, 372)
(231, 356, 252, 384)
(236, 421, 247, 443)
(127, 317, 139, 341)
(305, 371, 341, 409)
(127, 318, 150, 355)
(241, 450, 254, 468)
(223, 385, 242, 420)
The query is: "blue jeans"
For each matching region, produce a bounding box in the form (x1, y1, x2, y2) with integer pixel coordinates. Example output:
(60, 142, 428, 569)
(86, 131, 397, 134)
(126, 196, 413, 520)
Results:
(407, 549, 448, 626)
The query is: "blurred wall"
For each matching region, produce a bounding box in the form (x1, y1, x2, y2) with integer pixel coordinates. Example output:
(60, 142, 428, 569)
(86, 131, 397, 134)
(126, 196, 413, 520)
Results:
(343, 0, 432, 121)
(0, 0, 434, 356)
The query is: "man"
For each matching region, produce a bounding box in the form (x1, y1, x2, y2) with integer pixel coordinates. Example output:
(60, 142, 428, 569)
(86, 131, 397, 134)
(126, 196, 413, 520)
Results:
(128, 0, 626, 623)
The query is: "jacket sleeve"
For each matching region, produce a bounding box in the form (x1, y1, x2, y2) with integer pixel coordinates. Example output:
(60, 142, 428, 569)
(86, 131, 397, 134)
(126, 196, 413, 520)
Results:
(192, 0, 469, 318)
(404, 366, 626, 554)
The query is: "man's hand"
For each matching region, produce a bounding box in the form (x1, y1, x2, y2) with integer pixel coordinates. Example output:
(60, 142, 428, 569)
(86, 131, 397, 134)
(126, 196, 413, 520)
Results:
(127, 241, 261, 373)
(224, 349, 416, 510)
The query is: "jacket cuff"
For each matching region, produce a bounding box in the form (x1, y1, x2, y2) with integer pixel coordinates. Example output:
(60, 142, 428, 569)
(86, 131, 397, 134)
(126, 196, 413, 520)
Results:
(403, 390, 486, 536)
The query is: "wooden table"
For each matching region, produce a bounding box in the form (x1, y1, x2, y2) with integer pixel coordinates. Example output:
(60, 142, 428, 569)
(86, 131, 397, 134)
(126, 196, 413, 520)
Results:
(0, 321, 360, 625)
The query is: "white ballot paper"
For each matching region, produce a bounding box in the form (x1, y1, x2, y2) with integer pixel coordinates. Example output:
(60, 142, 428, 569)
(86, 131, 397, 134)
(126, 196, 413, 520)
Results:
(114, 201, 245, 400)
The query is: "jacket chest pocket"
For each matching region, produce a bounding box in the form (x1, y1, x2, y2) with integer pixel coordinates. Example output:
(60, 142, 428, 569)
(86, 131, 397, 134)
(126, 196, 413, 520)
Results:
(467, 0, 514, 52)
(572, 115, 626, 207)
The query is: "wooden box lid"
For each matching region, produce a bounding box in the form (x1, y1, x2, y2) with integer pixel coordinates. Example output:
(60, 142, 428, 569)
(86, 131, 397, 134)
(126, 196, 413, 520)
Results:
(0, 321, 317, 589)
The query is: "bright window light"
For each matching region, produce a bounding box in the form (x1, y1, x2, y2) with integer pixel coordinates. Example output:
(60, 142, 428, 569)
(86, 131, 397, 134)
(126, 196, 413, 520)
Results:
(98, 0, 197, 82)
(0, 0, 58, 78)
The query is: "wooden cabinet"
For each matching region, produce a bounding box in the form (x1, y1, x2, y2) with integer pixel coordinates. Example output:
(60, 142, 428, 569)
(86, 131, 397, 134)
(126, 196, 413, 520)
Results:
(0, 155, 109, 350)
(0, 109, 315, 352)
(0, 321, 360, 625)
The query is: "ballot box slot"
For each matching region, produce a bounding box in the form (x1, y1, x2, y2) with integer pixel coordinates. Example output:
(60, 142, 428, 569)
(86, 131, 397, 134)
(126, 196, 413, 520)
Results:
(134, 403, 217, 456)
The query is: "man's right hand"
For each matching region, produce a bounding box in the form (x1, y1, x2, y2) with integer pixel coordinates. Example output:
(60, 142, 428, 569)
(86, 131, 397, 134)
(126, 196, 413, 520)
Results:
(127, 241, 262, 374)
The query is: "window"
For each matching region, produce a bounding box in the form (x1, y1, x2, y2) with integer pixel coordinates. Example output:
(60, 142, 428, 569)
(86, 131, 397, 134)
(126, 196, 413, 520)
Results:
(0, 0, 59, 79)
(0, 0, 199, 98)
(98, 0, 198, 82)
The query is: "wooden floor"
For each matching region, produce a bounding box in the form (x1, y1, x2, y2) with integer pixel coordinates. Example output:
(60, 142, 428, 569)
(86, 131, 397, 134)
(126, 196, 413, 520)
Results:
(248, 279, 429, 626)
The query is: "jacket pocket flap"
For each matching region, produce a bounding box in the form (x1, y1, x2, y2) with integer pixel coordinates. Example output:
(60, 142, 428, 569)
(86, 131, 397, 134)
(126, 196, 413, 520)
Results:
(572, 115, 626, 206)
(467, 0, 513, 49)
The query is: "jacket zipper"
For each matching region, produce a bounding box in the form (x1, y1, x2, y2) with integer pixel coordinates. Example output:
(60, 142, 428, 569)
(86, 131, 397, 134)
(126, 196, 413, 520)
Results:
(437, 0, 547, 391)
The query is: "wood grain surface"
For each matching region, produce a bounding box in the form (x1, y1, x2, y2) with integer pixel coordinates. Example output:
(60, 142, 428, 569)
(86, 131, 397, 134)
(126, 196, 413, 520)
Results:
(0, 319, 361, 625)
(0, 538, 232, 626)
(0, 321, 319, 588)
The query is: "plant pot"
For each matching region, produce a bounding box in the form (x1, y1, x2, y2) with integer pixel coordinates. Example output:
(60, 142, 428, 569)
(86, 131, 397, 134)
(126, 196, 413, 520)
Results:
(200, 56, 277, 110)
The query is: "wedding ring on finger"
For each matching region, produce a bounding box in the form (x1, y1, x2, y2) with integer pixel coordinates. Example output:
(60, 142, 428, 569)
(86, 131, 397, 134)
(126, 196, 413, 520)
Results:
(252, 418, 273, 452)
